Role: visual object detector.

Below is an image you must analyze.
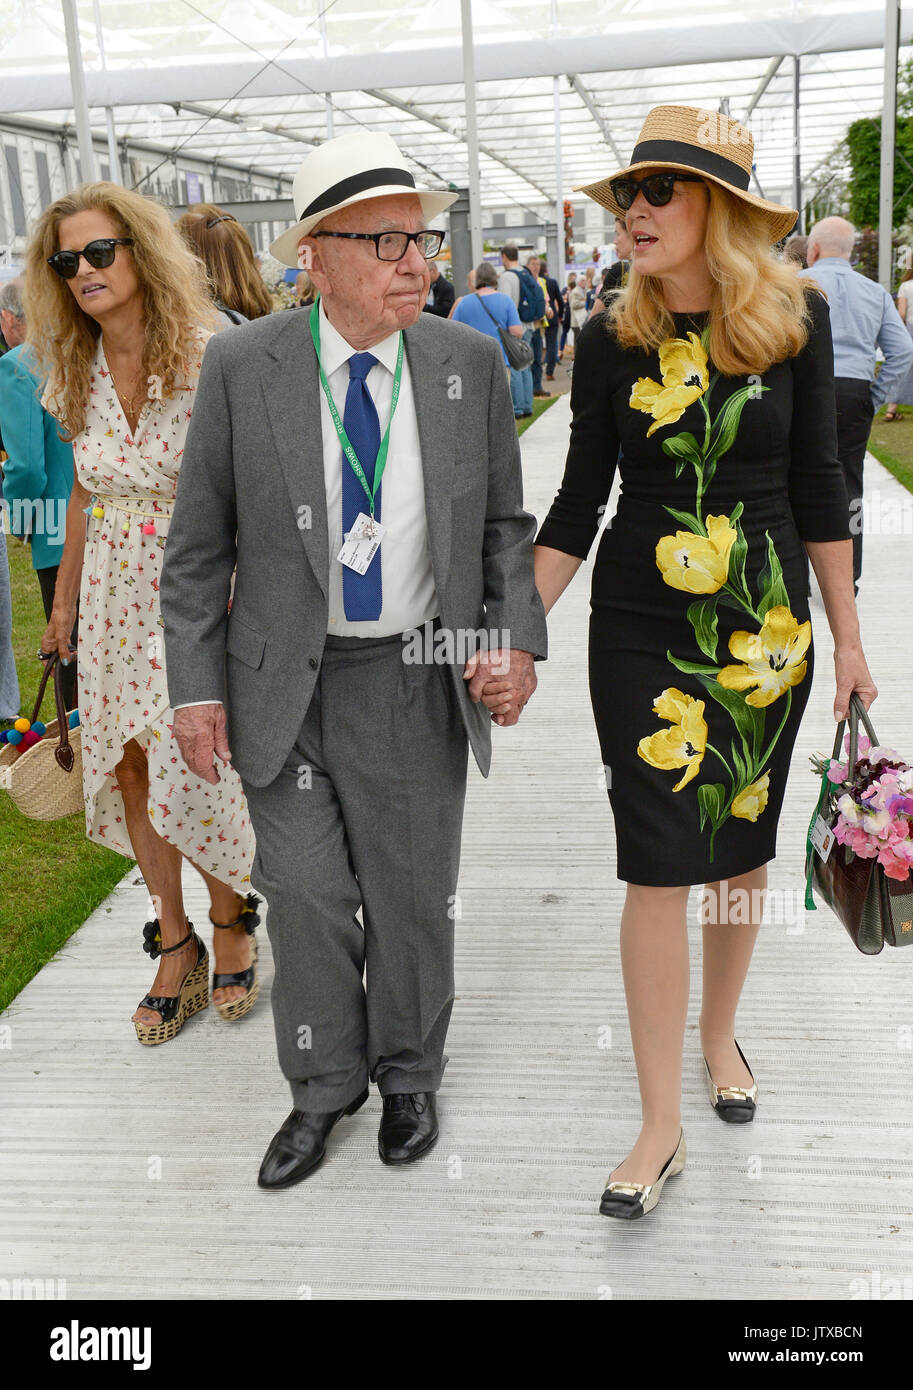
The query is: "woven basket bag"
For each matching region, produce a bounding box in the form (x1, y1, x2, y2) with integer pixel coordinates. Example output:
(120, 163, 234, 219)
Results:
(0, 651, 83, 820)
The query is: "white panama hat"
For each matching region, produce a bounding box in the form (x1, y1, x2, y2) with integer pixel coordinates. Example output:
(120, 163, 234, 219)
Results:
(269, 131, 459, 267)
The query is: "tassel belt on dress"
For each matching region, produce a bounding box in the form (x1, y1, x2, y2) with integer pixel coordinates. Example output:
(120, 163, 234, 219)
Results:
(84, 493, 176, 536)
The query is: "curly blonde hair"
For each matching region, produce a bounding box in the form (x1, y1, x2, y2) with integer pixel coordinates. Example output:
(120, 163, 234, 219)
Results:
(24, 182, 218, 441)
(607, 181, 813, 374)
(175, 204, 272, 321)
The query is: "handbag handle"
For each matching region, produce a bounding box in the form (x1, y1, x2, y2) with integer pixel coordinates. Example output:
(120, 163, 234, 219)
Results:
(31, 652, 76, 773)
(806, 693, 877, 911)
(829, 692, 878, 771)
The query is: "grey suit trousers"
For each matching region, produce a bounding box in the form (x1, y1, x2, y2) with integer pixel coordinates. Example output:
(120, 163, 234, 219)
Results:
(242, 631, 469, 1114)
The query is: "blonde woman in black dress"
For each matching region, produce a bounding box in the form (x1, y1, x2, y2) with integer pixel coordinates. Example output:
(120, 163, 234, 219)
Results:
(531, 107, 878, 1218)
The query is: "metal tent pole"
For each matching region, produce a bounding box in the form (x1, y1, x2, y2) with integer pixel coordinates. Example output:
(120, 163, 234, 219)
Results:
(92, 0, 121, 182)
(552, 78, 563, 274)
(319, 2, 334, 138)
(551, 1, 563, 275)
(460, 0, 484, 268)
(879, 0, 901, 290)
(61, 0, 98, 183)
(792, 55, 801, 228)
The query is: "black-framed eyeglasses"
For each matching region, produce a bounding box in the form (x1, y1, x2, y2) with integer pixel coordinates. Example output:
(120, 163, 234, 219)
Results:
(47, 237, 135, 279)
(206, 214, 236, 229)
(610, 172, 705, 211)
(313, 229, 445, 261)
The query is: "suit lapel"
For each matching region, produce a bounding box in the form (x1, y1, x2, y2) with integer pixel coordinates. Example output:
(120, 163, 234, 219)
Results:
(260, 311, 329, 598)
(405, 316, 455, 588)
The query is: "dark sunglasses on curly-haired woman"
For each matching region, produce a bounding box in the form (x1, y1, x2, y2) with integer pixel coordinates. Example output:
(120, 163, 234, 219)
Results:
(610, 172, 704, 211)
(47, 237, 135, 279)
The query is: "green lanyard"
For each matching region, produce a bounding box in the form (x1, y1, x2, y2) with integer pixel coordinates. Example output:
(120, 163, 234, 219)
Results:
(309, 297, 404, 518)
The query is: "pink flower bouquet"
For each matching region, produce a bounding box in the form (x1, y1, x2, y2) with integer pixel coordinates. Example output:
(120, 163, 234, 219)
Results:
(814, 734, 913, 881)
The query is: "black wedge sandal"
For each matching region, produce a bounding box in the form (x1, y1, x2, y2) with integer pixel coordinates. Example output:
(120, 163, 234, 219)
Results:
(134, 922, 209, 1046)
(210, 891, 262, 1021)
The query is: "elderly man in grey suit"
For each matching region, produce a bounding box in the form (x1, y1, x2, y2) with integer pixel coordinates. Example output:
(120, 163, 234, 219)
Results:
(160, 131, 548, 1189)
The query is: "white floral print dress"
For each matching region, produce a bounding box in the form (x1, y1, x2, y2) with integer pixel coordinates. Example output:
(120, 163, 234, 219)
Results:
(71, 329, 254, 887)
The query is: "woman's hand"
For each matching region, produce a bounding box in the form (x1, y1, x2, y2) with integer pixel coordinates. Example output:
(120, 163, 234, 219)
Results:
(833, 640, 877, 720)
(40, 608, 78, 665)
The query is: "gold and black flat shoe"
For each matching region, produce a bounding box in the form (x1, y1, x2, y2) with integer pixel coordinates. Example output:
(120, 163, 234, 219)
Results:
(704, 1039, 758, 1123)
(210, 890, 262, 1021)
(599, 1131, 686, 1220)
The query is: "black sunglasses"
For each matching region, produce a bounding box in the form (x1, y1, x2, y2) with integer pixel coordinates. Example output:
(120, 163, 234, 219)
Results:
(312, 229, 445, 261)
(47, 237, 135, 280)
(610, 172, 705, 211)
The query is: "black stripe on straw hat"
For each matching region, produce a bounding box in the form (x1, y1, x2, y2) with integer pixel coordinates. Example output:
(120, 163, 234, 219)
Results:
(629, 140, 751, 191)
(299, 167, 417, 221)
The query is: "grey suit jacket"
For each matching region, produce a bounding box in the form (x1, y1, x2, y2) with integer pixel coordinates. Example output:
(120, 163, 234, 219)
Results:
(159, 308, 548, 789)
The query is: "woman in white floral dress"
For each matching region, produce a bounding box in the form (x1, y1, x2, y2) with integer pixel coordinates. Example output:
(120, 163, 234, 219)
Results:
(26, 183, 259, 1044)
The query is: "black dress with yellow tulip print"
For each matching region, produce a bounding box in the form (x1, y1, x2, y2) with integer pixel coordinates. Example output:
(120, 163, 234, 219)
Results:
(537, 290, 851, 885)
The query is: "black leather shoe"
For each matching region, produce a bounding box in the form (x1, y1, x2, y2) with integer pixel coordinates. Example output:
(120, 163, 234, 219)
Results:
(257, 1088, 368, 1189)
(377, 1091, 439, 1165)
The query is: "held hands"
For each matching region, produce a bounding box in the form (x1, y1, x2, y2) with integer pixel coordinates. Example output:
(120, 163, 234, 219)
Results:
(173, 703, 232, 785)
(833, 642, 878, 722)
(463, 648, 537, 727)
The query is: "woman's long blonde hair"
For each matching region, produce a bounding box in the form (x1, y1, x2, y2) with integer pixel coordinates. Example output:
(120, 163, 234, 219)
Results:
(175, 204, 272, 321)
(607, 181, 812, 374)
(25, 182, 218, 441)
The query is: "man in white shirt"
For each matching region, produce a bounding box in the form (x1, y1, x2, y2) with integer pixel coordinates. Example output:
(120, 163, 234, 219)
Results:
(160, 132, 548, 1189)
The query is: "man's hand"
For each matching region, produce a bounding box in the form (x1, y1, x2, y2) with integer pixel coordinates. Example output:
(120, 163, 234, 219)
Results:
(463, 648, 536, 727)
(173, 703, 232, 785)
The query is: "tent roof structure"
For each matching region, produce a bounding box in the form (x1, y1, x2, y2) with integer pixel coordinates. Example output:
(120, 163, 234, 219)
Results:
(2, 1, 910, 212)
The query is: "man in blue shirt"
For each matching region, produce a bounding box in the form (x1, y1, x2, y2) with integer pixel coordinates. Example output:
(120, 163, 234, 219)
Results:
(800, 217, 913, 590)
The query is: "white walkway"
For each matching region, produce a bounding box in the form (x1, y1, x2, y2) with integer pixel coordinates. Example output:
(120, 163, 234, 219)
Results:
(2, 396, 911, 1300)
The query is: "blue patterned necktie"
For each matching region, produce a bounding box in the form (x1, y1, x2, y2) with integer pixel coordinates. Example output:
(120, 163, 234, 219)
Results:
(341, 351, 382, 620)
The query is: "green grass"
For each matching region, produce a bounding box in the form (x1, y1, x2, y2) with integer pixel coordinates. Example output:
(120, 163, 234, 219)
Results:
(517, 394, 559, 437)
(868, 406, 913, 494)
(0, 533, 128, 1014)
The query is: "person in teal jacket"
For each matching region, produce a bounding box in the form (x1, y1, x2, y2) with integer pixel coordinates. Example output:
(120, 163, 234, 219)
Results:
(0, 343, 77, 709)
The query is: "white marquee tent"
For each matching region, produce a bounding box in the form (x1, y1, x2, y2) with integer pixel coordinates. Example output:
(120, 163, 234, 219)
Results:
(1, 1, 911, 275)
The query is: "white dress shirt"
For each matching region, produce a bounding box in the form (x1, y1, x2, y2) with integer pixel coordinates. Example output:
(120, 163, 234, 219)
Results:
(318, 296, 438, 637)
(174, 297, 438, 709)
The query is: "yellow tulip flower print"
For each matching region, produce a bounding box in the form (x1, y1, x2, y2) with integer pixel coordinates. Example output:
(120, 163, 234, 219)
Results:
(637, 688, 708, 791)
(731, 773, 771, 822)
(655, 513, 736, 594)
(716, 606, 811, 708)
(629, 332, 709, 437)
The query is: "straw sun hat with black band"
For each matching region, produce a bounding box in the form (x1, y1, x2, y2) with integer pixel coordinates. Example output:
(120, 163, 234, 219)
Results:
(578, 104, 797, 244)
(270, 131, 457, 267)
